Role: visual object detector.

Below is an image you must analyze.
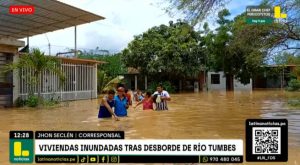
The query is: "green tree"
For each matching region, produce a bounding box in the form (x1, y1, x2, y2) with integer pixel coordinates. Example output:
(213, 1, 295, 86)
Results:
(97, 53, 125, 78)
(204, 9, 273, 83)
(274, 52, 300, 78)
(265, 0, 300, 51)
(166, 0, 300, 49)
(204, 9, 232, 72)
(78, 51, 126, 93)
(166, 0, 227, 25)
(165, 0, 299, 84)
(97, 70, 109, 93)
(274, 52, 298, 65)
(3, 48, 65, 104)
(121, 20, 205, 81)
(78, 53, 125, 78)
(227, 13, 269, 83)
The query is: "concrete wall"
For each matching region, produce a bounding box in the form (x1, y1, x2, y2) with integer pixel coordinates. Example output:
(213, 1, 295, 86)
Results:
(207, 71, 226, 90)
(94, 64, 98, 98)
(12, 54, 20, 104)
(233, 77, 252, 90)
(0, 38, 24, 107)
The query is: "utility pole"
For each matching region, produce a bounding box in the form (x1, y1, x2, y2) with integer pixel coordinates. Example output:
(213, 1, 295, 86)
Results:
(75, 26, 77, 57)
(48, 43, 51, 55)
(45, 34, 51, 55)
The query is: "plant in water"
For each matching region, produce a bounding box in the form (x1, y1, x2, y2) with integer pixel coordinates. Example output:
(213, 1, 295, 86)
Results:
(286, 79, 300, 91)
(26, 95, 39, 107)
(287, 99, 300, 108)
(15, 97, 26, 107)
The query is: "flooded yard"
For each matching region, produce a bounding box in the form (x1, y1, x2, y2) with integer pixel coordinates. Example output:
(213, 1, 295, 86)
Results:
(0, 90, 300, 164)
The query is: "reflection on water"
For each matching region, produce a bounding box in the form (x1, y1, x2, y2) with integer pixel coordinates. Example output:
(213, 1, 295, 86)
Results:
(0, 90, 300, 164)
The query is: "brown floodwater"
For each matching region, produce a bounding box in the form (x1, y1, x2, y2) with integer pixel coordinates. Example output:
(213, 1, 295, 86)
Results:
(0, 90, 300, 165)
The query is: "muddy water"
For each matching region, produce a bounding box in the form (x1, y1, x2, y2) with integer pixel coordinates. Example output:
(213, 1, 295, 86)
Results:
(0, 90, 300, 165)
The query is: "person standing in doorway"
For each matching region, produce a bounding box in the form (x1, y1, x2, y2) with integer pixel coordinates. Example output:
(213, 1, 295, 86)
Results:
(114, 87, 129, 116)
(153, 84, 171, 110)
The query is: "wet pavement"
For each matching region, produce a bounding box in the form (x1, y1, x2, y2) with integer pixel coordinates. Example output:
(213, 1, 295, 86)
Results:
(0, 90, 300, 164)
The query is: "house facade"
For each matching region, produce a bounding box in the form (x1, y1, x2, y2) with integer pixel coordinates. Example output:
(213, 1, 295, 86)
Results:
(0, 39, 102, 107)
(205, 65, 298, 91)
(206, 71, 252, 91)
(0, 0, 105, 107)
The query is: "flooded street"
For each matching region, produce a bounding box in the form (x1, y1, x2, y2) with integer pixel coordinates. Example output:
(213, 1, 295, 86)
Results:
(0, 90, 300, 164)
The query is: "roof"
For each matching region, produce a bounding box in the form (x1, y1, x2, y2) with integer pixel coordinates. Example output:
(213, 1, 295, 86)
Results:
(262, 64, 298, 67)
(58, 57, 107, 65)
(0, 0, 105, 39)
(126, 67, 140, 74)
(17, 52, 106, 64)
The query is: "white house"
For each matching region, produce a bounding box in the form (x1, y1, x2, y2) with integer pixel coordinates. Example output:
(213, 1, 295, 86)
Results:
(207, 71, 226, 90)
(206, 71, 252, 91)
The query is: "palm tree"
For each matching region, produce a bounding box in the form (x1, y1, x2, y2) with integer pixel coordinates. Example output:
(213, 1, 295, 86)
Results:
(3, 48, 65, 104)
(97, 70, 108, 94)
(102, 75, 124, 92)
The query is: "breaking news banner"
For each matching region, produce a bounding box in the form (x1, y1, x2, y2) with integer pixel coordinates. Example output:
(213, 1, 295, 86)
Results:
(34, 137, 243, 163)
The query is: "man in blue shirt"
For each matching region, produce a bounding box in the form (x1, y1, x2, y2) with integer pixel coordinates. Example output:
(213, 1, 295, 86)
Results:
(114, 87, 128, 117)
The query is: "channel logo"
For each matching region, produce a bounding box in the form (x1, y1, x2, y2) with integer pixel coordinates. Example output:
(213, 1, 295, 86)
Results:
(274, 6, 287, 19)
(9, 133, 34, 163)
(13, 142, 30, 157)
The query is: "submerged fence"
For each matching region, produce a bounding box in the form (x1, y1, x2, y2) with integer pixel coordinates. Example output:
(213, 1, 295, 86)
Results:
(19, 63, 97, 101)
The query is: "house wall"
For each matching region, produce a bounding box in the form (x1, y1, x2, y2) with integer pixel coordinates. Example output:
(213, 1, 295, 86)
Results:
(13, 54, 20, 104)
(0, 53, 14, 107)
(233, 77, 252, 90)
(207, 71, 226, 90)
(0, 38, 24, 107)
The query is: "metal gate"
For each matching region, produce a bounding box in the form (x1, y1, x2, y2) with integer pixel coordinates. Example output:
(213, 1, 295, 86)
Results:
(19, 62, 97, 101)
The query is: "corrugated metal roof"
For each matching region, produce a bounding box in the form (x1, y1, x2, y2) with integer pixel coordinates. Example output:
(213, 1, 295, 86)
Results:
(58, 57, 107, 65)
(0, 0, 105, 39)
(126, 67, 140, 74)
(18, 52, 107, 64)
(262, 64, 298, 67)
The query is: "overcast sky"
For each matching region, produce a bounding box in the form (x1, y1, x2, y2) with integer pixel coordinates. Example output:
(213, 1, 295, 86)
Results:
(21, 0, 260, 55)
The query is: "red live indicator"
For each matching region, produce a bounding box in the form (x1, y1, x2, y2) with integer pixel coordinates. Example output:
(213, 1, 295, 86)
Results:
(9, 5, 35, 14)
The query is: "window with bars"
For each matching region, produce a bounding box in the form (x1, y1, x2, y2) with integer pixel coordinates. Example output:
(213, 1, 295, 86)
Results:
(211, 74, 220, 84)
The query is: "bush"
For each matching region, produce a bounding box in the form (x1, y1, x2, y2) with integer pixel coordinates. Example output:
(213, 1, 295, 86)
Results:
(148, 81, 176, 93)
(42, 97, 60, 107)
(288, 99, 300, 107)
(42, 100, 58, 106)
(286, 79, 300, 91)
(15, 97, 26, 107)
(26, 95, 39, 107)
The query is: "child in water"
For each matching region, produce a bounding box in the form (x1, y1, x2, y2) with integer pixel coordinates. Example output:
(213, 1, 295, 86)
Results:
(98, 89, 119, 121)
(133, 92, 153, 110)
